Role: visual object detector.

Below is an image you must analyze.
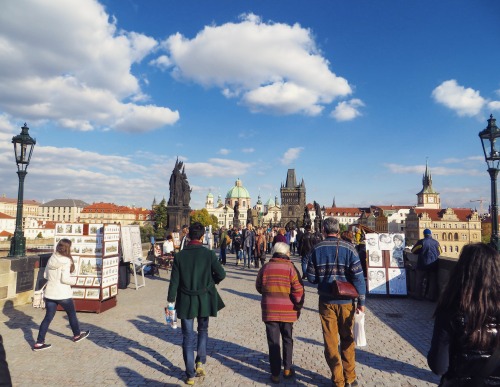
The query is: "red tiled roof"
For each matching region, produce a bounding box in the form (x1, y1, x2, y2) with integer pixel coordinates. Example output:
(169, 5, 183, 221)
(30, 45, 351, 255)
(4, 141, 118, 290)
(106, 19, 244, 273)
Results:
(413, 208, 477, 222)
(0, 230, 12, 237)
(324, 207, 364, 216)
(0, 212, 14, 219)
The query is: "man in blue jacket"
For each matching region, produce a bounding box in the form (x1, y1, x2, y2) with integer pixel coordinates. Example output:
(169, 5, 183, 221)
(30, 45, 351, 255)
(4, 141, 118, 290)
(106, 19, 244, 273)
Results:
(411, 228, 441, 301)
(306, 217, 365, 387)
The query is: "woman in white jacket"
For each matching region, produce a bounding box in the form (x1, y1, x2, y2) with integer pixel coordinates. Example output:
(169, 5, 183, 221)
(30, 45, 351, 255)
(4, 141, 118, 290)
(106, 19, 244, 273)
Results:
(33, 239, 89, 351)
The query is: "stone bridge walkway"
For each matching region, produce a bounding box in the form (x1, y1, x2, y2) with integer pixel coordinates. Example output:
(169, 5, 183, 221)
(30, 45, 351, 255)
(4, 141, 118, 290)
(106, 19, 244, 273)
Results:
(1, 254, 440, 386)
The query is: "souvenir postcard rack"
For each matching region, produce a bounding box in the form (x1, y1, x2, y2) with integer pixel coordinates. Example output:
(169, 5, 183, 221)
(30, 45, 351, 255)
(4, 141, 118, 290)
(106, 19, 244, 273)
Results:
(365, 232, 408, 297)
(53, 223, 120, 313)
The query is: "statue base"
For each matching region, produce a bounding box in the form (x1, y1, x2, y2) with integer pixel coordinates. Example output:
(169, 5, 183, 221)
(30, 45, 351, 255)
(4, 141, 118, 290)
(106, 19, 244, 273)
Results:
(167, 206, 191, 233)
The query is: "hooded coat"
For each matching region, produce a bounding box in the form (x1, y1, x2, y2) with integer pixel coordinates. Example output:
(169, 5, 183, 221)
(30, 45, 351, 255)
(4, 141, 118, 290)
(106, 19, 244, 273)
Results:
(44, 252, 74, 300)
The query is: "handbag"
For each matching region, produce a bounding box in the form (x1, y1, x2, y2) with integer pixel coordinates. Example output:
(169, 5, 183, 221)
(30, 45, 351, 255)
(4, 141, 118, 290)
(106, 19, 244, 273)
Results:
(32, 283, 47, 308)
(330, 241, 359, 299)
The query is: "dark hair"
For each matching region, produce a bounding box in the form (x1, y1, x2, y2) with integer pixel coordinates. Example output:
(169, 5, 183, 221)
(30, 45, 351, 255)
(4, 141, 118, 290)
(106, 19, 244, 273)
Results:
(436, 243, 500, 348)
(166, 235, 173, 240)
(323, 217, 340, 234)
(56, 238, 75, 273)
(189, 222, 205, 240)
(305, 224, 311, 231)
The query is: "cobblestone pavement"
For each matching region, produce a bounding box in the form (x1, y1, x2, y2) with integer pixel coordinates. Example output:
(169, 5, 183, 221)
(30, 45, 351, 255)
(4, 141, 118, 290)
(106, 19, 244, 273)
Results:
(1, 254, 440, 386)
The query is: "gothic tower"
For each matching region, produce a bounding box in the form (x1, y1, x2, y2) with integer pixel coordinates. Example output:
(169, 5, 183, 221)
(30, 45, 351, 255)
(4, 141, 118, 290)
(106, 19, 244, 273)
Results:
(280, 169, 306, 228)
(416, 161, 441, 209)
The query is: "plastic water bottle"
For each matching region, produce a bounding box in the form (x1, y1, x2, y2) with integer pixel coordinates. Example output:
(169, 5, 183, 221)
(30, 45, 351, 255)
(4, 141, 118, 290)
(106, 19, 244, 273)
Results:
(166, 303, 177, 329)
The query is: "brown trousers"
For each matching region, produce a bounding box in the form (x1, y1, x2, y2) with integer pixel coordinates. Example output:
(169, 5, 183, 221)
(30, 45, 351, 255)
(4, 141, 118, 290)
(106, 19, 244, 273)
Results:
(319, 302, 356, 386)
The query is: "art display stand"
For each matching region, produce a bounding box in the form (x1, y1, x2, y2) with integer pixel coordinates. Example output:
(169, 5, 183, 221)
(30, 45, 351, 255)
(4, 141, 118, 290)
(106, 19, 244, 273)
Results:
(365, 232, 407, 297)
(120, 225, 151, 290)
(54, 223, 120, 313)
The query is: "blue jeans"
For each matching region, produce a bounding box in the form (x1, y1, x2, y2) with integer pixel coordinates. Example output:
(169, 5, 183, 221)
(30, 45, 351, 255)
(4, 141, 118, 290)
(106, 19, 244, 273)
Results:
(301, 255, 309, 278)
(243, 247, 253, 267)
(37, 298, 80, 343)
(181, 317, 209, 378)
(219, 247, 226, 265)
(236, 249, 242, 263)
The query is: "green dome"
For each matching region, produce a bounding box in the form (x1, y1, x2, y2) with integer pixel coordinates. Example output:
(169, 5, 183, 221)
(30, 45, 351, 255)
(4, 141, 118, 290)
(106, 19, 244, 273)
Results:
(226, 179, 250, 199)
(265, 197, 275, 206)
(207, 192, 214, 198)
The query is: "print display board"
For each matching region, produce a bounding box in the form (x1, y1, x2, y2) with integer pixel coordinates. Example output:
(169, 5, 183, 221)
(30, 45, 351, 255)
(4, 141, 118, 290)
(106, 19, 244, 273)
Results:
(53, 223, 119, 313)
(120, 225, 143, 263)
(365, 232, 407, 296)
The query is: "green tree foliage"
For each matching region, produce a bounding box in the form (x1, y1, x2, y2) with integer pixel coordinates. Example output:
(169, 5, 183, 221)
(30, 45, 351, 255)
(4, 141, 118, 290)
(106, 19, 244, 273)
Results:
(339, 223, 348, 233)
(190, 208, 219, 229)
(140, 223, 155, 243)
(152, 198, 168, 230)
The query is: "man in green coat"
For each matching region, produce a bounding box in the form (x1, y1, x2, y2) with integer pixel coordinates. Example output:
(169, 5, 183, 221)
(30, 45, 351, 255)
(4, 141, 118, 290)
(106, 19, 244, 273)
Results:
(167, 222, 226, 385)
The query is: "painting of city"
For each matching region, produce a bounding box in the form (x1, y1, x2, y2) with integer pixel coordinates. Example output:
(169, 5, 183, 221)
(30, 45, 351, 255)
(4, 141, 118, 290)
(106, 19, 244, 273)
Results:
(78, 258, 102, 276)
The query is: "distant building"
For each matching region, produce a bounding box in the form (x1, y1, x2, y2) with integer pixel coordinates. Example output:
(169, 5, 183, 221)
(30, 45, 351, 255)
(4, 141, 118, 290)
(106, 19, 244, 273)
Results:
(262, 196, 281, 227)
(324, 207, 364, 226)
(0, 212, 15, 238)
(405, 163, 481, 258)
(80, 202, 150, 226)
(370, 205, 412, 233)
(280, 169, 306, 229)
(0, 195, 40, 230)
(38, 198, 89, 223)
(24, 220, 56, 239)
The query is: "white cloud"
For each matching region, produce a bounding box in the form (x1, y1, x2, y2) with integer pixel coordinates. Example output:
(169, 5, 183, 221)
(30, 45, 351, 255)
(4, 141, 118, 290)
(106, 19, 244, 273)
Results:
(218, 148, 231, 155)
(330, 99, 364, 121)
(242, 148, 255, 153)
(185, 158, 254, 177)
(0, 0, 179, 132)
(431, 80, 486, 117)
(160, 13, 352, 115)
(385, 163, 482, 177)
(280, 147, 304, 165)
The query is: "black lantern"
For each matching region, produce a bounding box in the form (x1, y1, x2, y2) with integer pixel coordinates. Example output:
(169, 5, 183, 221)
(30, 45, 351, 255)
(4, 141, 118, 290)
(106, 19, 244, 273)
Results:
(9, 123, 36, 257)
(479, 114, 500, 251)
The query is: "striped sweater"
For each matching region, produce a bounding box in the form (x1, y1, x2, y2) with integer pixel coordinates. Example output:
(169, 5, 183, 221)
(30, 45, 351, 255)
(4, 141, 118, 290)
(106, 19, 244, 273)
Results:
(255, 256, 304, 322)
(306, 236, 366, 306)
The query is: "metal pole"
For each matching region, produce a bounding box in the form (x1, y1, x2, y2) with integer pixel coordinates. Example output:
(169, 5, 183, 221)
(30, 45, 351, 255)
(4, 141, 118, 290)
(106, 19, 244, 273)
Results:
(488, 167, 500, 252)
(9, 170, 27, 257)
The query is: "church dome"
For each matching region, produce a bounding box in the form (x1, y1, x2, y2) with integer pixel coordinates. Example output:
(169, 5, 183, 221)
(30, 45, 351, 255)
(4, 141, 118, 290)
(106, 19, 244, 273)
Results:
(226, 179, 250, 199)
(206, 192, 214, 198)
(265, 197, 275, 207)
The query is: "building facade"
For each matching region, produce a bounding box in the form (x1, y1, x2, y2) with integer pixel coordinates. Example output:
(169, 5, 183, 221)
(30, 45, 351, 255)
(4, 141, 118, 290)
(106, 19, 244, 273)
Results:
(38, 198, 89, 223)
(280, 169, 306, 229)
(79, 202, 150, 226)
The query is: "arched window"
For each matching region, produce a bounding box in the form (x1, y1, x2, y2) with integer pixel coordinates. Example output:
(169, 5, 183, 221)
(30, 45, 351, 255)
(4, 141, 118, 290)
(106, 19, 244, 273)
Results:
(448, 232, 453, 240)
(442, 233, 447, 241)
(443, 246, 447, 252)
(455, 246, 459, 252)
(454, 233, 459, 241)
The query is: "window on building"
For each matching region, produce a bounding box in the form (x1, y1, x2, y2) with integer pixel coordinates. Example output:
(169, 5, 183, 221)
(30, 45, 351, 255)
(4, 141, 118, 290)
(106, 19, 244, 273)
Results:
(454, 233, 459, 241)
(443, 246, 447, 252)
(455, 246, 459, 252)
(442, 233, 447, 241)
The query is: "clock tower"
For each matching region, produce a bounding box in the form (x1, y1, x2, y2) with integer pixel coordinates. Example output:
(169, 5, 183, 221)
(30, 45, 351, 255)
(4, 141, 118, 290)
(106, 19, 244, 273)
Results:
(416, 161, 440, 209)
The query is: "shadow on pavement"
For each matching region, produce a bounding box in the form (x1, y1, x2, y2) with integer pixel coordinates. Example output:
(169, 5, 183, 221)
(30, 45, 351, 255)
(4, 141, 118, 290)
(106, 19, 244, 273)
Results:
(131, 315, 331, 386)
(116, 366, 178, 387)
(356, 349, 438, 384)
(81, 319, 183, 383)
(220, 288, 260, 301)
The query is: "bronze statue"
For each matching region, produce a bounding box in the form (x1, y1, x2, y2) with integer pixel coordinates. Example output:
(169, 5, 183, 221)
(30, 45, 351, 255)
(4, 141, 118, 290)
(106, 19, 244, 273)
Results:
(233, 201, 240, 227)
(303, 206, 311, 226)
(314, 200, 322, 220)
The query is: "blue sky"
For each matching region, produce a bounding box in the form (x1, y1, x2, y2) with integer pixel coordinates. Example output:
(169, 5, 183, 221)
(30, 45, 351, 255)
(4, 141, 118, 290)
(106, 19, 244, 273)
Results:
(1, 0, 500, 211)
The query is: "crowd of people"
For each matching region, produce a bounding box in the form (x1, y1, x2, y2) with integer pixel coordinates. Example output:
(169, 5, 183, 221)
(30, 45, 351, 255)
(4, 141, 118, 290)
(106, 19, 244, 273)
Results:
(21, 218, 499, 387)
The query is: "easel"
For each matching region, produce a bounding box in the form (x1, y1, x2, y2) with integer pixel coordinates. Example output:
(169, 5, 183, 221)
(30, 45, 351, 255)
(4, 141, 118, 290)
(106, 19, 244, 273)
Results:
(130, 259, 152, 290)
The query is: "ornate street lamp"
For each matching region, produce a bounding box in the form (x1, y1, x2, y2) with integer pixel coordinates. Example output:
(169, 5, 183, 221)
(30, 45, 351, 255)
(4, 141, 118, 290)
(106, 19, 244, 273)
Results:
(8, 123, 36, 257)
(479, 114, 500, 251)
(223, 206, 228, 229)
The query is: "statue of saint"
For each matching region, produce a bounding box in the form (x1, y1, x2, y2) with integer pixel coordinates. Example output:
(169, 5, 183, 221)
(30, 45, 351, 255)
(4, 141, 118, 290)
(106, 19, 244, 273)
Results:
(303, 206, 311, 225)
(314, 201, 322, 220)
(234, 201, 239, 222)
(168, 159, 191, 207)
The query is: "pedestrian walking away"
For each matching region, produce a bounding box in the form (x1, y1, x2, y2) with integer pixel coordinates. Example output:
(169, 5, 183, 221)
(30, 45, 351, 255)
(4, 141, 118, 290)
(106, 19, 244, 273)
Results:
(411, 228, 441, 301)
(428, 243, 500, 385)
(33, 238, 90, 351)
(306, 217, 366, 387)
(256, 242, 304, 384)
(167, 222, 226, 385)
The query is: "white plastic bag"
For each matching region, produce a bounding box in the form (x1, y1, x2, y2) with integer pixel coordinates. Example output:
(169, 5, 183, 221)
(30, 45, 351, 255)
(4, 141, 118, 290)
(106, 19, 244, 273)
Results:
(353, 311, 367, 347)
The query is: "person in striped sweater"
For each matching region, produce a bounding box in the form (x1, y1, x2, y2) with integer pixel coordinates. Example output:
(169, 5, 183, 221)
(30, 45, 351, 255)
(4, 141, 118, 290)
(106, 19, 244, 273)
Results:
(255, 242, 304, 384)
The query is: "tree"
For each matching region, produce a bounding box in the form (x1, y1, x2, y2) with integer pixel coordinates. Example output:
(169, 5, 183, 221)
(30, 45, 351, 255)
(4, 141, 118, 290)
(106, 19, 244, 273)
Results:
(152, 198, 168, 230)
(140, 223, 155, 243)
(339, 223, 348, 233)
(190, 208, 219, 229)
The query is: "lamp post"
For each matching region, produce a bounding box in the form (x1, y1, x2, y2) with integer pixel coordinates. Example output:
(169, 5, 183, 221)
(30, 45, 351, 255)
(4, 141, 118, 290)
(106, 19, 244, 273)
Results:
(479, 114, 500, 252)
(8, 123, 36, 257)
(223, 206, 228, 229)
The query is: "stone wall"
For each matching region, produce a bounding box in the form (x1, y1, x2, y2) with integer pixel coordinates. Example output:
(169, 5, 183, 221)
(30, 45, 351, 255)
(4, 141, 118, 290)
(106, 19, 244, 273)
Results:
(0, 255, 41, 309)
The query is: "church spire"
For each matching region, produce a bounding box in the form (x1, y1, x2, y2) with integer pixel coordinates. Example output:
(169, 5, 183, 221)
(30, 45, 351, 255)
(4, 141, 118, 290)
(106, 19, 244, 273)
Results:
(332, 196, 336, 208)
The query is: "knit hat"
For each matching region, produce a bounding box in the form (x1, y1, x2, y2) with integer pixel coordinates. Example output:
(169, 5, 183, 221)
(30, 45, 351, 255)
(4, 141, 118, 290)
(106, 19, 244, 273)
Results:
(423, 229, 432, 236)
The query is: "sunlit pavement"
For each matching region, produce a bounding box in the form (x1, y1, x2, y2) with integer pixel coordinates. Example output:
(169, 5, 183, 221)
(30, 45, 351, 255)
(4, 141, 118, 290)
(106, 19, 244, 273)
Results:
(1, 253, 440, 386)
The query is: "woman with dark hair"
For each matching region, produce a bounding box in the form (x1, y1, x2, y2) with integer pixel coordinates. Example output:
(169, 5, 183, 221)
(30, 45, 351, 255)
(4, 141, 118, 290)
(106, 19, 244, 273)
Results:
(428, 243, 500, 385)
(33, 238, 89, 351)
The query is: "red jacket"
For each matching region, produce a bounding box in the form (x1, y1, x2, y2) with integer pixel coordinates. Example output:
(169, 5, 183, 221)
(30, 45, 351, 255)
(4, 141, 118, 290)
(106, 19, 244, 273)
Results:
(255, 255, 304, 322)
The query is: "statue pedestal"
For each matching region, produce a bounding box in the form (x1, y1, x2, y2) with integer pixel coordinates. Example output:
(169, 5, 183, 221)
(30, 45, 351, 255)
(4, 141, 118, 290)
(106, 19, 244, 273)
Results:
(167, 206, 191, 232)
